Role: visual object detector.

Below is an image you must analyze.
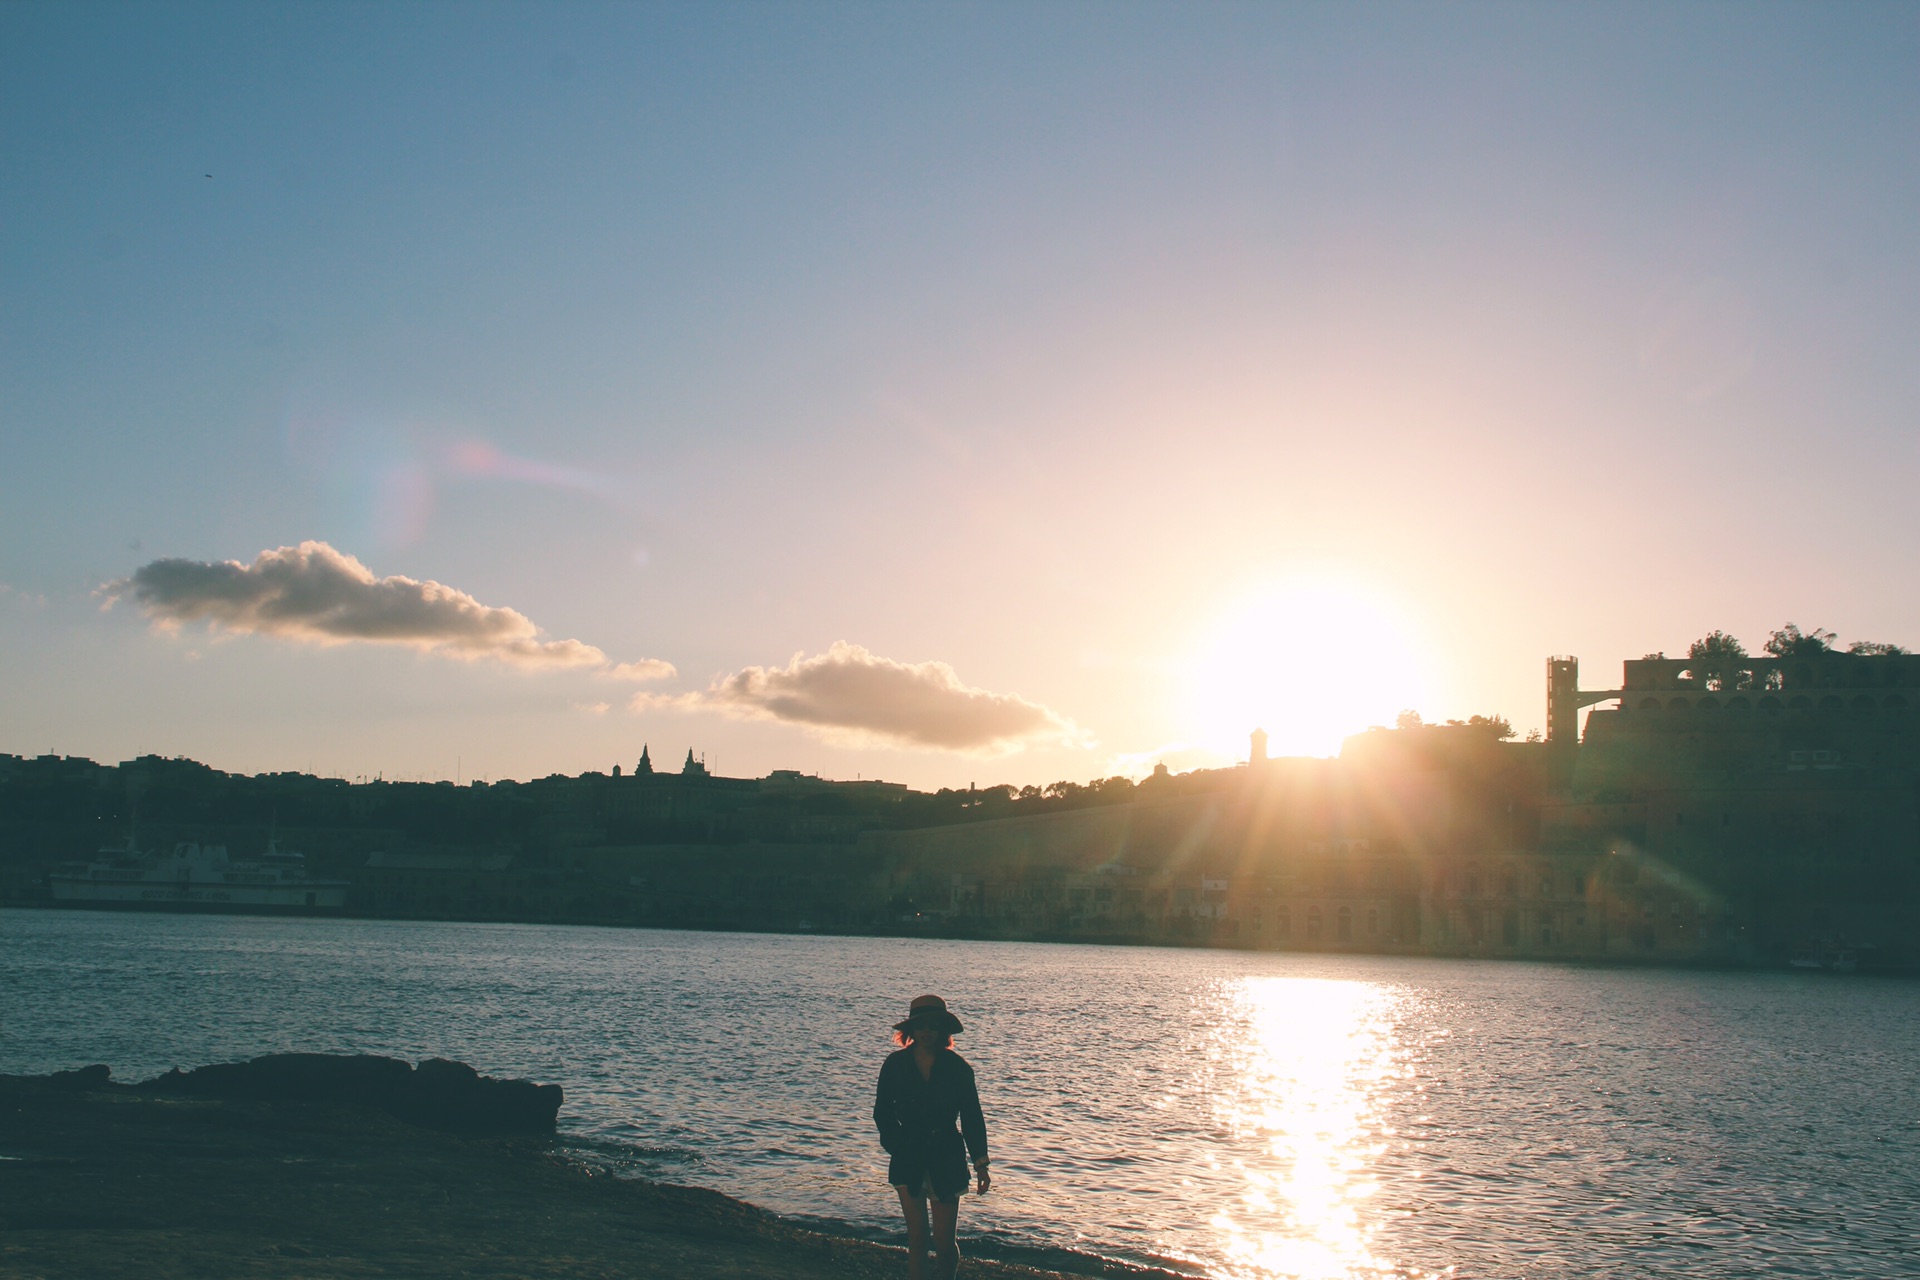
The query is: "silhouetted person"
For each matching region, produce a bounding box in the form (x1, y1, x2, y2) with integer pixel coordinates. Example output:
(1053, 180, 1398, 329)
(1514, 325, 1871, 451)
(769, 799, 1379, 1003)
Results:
(873, 994, 989, 1280)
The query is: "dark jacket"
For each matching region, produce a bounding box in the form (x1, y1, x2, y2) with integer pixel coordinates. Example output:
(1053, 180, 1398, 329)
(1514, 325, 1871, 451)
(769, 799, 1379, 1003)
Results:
(872, 1047, 988, 1200)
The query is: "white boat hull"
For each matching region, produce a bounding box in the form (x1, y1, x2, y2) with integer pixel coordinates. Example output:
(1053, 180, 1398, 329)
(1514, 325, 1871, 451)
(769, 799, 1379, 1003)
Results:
(49, 878, 348, 911)
(49, 838, 351, 915)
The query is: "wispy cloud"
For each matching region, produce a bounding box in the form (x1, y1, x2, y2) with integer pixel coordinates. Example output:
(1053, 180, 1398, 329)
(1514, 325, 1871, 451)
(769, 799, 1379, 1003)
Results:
(112, 541, 673, 677)
(0, 583, 49, 611)
(608, 658, 677, 682)
(637, 641, 1080, 753)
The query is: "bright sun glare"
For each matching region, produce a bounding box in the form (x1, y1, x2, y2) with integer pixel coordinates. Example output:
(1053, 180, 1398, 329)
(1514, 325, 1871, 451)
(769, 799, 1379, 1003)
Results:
(1187, 579, 1431, 760)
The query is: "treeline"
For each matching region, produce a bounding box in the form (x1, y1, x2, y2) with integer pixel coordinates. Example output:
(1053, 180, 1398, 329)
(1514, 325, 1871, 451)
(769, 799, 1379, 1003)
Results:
(1, 715, 1548, 858)
(1659, 624, 1911, 664)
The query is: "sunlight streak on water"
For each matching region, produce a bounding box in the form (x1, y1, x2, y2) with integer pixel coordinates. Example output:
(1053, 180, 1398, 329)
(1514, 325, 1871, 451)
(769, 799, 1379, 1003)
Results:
(1200, 978, 1428, 1280)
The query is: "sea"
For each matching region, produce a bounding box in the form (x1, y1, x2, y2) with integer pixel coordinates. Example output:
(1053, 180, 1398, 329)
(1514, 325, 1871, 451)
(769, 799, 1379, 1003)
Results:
(2, 908, 1916, 1280)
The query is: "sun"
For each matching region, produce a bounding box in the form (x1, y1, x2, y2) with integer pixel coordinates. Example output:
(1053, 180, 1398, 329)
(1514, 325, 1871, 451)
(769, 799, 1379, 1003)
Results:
(1185, 577, 1432, 760)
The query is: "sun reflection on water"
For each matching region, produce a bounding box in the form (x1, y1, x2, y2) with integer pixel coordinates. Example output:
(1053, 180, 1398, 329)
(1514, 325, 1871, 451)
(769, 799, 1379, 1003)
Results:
(1198, 977, 1428, 1280)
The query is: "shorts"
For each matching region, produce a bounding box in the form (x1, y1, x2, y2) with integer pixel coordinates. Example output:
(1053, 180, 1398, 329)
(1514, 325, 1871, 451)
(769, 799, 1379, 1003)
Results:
(891, 1171, 963, 1203)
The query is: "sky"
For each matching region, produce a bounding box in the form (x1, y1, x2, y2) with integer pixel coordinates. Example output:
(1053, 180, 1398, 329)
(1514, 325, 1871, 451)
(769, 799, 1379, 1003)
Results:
(5, 1, 1920, 789)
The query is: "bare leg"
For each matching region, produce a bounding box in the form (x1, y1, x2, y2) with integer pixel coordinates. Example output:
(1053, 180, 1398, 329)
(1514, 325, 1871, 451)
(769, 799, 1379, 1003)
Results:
(930, 1196, 960, 1280)
(896, 1187, 931, 1280)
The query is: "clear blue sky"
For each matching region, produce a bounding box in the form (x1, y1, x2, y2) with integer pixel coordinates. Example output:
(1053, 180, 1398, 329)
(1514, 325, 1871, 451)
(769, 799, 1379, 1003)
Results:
(5, 2, 1920, 787)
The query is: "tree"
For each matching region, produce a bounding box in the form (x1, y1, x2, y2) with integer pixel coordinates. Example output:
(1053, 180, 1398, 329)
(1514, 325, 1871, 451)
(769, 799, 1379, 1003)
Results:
(1688, 630, 1747, 663)
(1448, 714, 1516, 739)
(1764, 624, 1836, 658)
(1395, 709, 1424, 730)
(1688, 629, 1748, 690)
(1848, 640, 1910, 656)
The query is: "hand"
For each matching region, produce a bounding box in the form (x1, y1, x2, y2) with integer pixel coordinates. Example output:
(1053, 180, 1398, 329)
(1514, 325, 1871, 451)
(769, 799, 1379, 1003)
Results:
(974, 1164, 991, 1196)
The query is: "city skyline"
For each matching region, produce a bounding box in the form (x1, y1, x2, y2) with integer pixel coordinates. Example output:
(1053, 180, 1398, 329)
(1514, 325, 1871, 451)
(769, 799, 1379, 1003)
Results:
(8, 4, 1920, 789)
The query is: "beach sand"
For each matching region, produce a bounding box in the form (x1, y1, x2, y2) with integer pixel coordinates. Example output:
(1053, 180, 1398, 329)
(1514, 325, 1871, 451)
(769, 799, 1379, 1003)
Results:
(0, 1073, 1121, 1280)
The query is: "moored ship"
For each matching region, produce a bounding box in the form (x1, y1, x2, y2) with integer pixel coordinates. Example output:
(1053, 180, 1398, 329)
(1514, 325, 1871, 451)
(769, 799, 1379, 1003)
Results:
(49, 837, 350, 913)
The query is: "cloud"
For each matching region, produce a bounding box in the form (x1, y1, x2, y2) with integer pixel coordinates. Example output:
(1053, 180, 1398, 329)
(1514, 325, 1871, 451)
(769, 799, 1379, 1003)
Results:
(638, 641, 1080, 753)
(608, 658, 677, 682)
(115, 541, 670, 675)
(0, 583, 49, 611)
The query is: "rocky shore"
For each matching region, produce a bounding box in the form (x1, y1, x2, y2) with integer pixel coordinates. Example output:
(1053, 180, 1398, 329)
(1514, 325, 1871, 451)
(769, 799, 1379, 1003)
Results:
(0, 1056, 1134, 1280)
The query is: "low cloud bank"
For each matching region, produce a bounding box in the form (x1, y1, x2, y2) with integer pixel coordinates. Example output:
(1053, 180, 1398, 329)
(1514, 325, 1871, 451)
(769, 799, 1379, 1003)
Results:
(642, 641, 1077, 753)
(117, 541, 672, 677)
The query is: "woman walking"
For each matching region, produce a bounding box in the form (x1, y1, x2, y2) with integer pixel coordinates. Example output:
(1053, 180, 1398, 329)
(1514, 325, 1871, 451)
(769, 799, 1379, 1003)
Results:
(873, 994, 990, 1280)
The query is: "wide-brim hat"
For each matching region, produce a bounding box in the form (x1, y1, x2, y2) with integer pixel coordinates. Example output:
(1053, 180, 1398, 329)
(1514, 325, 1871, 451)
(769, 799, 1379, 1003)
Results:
(893, 993, 964, 1036)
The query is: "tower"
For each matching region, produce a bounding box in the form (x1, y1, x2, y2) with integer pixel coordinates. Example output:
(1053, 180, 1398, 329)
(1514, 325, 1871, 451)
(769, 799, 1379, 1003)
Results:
(1546, 657, 1580, 746)
(1249, 727, 1269, 765)
(1546, 656, 1581, 790)
(636, 744, 653, 775)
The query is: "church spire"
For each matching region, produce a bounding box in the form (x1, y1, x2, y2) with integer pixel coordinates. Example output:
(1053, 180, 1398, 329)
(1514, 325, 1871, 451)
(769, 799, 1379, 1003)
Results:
(636, 744, 653, 775)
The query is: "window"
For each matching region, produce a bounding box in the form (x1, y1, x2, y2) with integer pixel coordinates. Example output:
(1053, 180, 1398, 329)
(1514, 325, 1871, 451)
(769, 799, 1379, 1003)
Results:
(1336, 906, 1353, 941)
(1366, 907, 1380, 937)
(1275, 906, 1291, 939)
(1306, 906, 1322, 941)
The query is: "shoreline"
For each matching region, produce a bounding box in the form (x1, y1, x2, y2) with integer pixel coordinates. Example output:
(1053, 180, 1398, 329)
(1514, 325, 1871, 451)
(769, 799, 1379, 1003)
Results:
(0, 1066, 1185, 1280)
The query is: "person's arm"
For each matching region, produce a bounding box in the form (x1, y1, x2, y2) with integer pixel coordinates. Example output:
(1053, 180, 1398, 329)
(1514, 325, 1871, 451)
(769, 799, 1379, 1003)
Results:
(958, 1060, 989, 1189)
(873, 1058, 901, 1153)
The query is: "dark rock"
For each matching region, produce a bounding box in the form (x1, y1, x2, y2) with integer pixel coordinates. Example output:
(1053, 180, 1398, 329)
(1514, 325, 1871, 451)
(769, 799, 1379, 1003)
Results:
(139, 1054, 561, 1134)
(44, 1064, 112, 1090)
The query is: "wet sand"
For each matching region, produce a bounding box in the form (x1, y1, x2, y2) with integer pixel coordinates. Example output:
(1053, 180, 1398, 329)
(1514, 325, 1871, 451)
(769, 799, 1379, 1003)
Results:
(0, 1074, 1123, 1280)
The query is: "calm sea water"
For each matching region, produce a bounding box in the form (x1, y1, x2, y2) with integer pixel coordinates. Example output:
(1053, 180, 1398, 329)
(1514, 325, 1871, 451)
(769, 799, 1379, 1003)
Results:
(2, 909, 1916, 1279)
